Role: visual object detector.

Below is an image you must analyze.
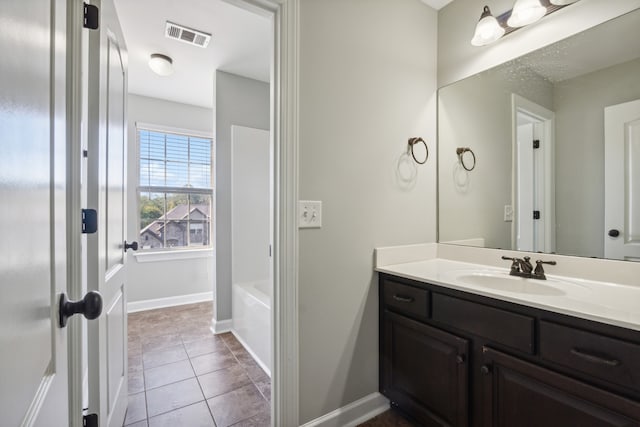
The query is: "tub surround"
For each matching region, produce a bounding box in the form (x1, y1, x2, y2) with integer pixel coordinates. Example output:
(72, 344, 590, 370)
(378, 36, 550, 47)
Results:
(231, 280, 272, 377)
(375, 243, 640, 331)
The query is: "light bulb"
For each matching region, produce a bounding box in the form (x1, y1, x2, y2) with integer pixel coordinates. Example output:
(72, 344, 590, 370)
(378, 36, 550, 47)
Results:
(471, 6, 505, 47)
(507, 0, 547, 28)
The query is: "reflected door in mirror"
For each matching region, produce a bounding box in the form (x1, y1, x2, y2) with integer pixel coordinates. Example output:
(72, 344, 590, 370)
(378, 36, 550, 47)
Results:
(605, 99, 640, 262)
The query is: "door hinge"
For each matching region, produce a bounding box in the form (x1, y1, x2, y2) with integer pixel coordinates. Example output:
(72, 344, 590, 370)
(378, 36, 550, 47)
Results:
(82, 209, 98, 234)
(533, 210, 541, 220)
(533, 139, 540, 149)
(83, 414, 98, 427)
(83, 3, 99, 30)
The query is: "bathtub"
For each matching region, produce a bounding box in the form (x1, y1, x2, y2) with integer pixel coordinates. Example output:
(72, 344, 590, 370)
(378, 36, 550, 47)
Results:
(232, 280, 272, 376)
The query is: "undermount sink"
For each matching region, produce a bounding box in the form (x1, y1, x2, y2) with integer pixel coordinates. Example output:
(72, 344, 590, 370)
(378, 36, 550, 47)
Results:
(445, 270, 571, 296)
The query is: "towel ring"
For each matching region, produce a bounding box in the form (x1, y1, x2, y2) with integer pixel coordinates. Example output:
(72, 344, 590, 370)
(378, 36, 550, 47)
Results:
(408, 137, 428, 164)
(456, 147, 476, 171)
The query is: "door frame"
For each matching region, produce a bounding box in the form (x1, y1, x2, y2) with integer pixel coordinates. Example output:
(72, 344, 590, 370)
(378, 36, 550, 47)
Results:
(224, 1, 301, 425)
(66, 0, 301, 426)
(67, 0, 88, 426)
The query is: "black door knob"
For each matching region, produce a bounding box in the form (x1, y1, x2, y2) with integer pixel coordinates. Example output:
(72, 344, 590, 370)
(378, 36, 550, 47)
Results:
(480, 365, 491, 375)
(124, 240, 139, 252)
(59, 291, 103, 327)
(608, 229, 620, 238)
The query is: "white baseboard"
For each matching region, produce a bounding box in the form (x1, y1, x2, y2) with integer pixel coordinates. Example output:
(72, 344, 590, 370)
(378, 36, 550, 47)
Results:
(127, 292, 213, 313)
(230, 329, 271, 378)
(300, 392, 390, 427)
(210, 318, 232, 334)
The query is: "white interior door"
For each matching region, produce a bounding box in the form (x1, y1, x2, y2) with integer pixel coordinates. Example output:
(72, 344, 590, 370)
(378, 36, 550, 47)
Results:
(231, 126, 272, 285)
(86, 0, 129, 426)
(512, 94, 556, 254)
(0, 0, 70, 425)
(605, 99, 640, 261)
(516, 122, 535, 251)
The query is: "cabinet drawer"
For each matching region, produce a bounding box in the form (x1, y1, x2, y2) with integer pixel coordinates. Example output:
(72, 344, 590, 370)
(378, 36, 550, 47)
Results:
(540, 321, 640, 393)
(383, 280, 429, 319)
(432, 293, 534, 354)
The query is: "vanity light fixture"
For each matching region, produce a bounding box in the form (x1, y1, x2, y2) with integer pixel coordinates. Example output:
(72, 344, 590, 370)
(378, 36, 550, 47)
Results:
(471, 0, 581, 47)
(471, 6, 505, 47)
(148, 53, 174, 76)
(507, 0, 547, 28)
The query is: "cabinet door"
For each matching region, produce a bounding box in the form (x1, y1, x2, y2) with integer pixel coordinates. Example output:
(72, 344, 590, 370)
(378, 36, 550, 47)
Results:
(480, 347, 640, 427)
(382, 311, 469, 427)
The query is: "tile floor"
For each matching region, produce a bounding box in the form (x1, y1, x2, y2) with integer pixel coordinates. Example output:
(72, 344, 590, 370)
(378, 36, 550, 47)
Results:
(125, 302, 417, 427)
(125, 302, 271, 427)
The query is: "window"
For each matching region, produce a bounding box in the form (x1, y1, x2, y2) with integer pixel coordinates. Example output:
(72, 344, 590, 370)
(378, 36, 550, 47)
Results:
(138, 126, 213, 250)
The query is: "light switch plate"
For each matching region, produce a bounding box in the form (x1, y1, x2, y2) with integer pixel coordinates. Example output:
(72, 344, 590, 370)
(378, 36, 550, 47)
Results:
(504, 205, 513, 222)
(298, 200, 322, 228)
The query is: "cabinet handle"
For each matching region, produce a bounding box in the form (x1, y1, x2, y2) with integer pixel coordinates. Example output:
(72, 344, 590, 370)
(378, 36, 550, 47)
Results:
(392, 294, 415, 303)
(456, 354, 466, 364)
(480, 365, 491, 375)
(570, 348, 620, 367)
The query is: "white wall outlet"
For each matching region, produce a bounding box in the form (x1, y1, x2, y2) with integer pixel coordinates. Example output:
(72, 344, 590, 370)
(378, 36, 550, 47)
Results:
(504, 204, 514, 222)
(298, 200, 322, 228)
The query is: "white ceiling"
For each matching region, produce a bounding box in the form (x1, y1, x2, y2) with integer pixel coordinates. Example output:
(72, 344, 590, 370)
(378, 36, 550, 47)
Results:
(420, 0, 454, 10)
(114, 0, 271, 108)
(514, 9, 640, 83)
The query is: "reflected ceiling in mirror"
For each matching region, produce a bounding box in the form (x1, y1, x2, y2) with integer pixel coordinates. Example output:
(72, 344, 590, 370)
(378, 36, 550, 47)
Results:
(438, 8, 640, 261)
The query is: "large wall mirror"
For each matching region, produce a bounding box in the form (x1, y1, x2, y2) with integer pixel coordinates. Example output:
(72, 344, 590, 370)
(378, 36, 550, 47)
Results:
(438, 8, 640, 261)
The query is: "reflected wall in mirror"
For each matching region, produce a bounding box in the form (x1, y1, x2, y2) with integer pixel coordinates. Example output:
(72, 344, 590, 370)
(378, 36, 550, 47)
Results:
(438, 8, 640, 261)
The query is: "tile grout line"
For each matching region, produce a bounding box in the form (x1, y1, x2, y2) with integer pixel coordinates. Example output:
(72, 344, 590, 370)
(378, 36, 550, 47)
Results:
(183, 333, 218, 426)
(143, 338, 207, 421)
(217, 333, 271, 426)
(128, 303, 269, 426)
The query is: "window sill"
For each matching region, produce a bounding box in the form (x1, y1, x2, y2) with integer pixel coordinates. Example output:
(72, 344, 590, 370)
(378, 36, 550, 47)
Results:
(133, 248, 214, 263)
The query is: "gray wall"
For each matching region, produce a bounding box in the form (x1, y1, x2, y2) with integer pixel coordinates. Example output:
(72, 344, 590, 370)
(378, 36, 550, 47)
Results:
(126, 94, 214, 303)
(554, 58, 640, 257)
(439, 66, 553, 249)
(438, 0, 640, 87)
(214, 71, 270, 322)
(298, 0, 437, 422)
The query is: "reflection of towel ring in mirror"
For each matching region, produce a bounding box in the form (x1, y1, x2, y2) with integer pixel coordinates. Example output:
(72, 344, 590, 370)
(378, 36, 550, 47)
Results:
(456, 147, 476, 171)
(408, 137, 428, 164)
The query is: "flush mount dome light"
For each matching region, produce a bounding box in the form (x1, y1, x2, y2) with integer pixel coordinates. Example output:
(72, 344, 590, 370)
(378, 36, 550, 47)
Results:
(471, 6, 505, 47)
(148, 53, 174, 76)
(550, 0, 579, 4)
(508, 0, 547, 27)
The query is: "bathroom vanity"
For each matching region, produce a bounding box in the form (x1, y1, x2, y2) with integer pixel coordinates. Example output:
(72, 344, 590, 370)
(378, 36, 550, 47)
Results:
(380, 7, 640, 425)
(377, 255, 640, 427)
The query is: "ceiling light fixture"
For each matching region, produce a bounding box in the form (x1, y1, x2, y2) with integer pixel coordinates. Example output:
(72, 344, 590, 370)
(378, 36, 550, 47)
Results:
(471, 6, 505, 47)
(148, 53, 174, 76)
(507, 0, 547, 27)
(471, 0, 581, 47)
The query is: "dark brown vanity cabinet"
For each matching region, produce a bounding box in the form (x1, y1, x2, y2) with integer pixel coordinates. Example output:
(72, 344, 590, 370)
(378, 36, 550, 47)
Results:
(382, 311, 469, 427)
(379, 273, 640, 427)
(481, 347, 640, 427)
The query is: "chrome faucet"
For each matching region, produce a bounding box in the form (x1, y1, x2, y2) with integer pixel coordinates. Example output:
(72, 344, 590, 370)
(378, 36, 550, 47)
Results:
(501, 256, 555, 280)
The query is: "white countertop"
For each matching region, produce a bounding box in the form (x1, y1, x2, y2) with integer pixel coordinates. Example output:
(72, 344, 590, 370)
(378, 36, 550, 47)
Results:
(376, 258, 640, 332)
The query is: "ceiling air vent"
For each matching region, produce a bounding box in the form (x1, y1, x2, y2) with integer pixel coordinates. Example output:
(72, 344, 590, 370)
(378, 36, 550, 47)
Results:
(165, 21, 211, 48)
